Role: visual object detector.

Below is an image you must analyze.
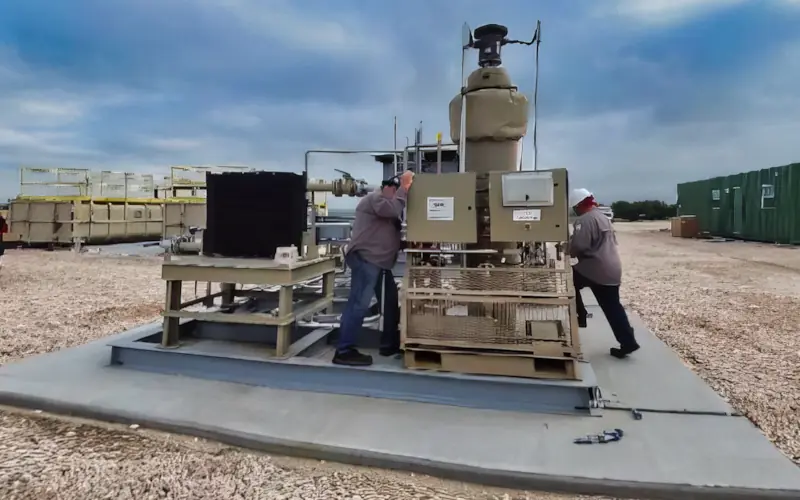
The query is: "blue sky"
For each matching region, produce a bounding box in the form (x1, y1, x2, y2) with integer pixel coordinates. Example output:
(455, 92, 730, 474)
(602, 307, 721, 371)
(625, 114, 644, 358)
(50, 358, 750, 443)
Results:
(1, 0, 800, 205)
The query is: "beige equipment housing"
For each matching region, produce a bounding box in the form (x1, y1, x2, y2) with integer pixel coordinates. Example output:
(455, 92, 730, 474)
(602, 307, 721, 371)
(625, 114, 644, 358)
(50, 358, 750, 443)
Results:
(401, 23, 580, 382)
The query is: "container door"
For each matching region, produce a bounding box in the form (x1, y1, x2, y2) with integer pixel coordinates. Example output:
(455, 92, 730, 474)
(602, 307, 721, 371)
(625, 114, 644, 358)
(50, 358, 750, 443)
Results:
(733, 187, 743, 235)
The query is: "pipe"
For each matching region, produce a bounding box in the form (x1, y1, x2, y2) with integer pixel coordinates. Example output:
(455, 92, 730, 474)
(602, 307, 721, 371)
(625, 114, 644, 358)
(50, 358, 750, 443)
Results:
(303, 150, 402, 253)
(401, 143, 458, 174)
(297, 319, 380, 329)
(298, 313, 381, 326)
(304, 149, 404, 178)
(404, 142, 458, 150)
(393, 116, 398, 176)
(436, 133, 442, 174)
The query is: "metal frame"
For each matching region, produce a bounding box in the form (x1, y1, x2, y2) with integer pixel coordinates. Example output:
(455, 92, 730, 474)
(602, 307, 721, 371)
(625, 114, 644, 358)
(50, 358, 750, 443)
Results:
(160, 255, 337, 356)
(108, 322, 600, 416)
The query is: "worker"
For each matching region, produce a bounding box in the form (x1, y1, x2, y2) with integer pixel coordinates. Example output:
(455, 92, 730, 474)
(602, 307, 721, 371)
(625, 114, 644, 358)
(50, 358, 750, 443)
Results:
(0, 213, 7, 271)
(569, 188, 640, 359)
(333, 170, 414, 366)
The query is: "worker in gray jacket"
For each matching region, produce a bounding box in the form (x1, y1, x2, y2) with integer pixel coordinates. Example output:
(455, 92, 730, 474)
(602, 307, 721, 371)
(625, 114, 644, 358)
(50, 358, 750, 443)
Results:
(569, 188, 639, 359)
(334, 170, 414, 366)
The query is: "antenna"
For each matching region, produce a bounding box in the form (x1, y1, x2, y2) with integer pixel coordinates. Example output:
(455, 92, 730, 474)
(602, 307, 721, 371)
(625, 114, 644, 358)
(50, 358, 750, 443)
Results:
(532, 21, 541, 171)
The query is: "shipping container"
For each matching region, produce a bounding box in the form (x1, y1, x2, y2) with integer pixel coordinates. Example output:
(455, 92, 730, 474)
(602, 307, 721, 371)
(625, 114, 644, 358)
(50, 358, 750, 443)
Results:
(676, 162, 800, 244)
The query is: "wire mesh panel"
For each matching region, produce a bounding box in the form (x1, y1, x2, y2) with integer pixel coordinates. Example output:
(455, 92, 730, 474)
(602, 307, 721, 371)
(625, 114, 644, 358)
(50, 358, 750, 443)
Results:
(403, 295, 580, 357)
(170, 165, 253, 187)
(406, 266, 572, 297)
(18, 167, 90, 198)
(89, 172, 155, 199)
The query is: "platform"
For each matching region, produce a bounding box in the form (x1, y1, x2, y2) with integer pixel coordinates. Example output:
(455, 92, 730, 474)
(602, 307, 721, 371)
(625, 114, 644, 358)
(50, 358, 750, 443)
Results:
(107, 321, 600, 416)
(0, 300, 798, 499)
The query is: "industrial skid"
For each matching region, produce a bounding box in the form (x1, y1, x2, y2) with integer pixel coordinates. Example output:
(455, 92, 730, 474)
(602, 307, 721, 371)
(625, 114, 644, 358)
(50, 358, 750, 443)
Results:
(148, 22, 581, 383)
(400, 23, 580, 381)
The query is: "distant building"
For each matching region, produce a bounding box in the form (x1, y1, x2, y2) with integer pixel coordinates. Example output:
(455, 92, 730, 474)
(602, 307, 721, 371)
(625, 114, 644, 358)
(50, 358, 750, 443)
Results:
(677, 162, 800, 244)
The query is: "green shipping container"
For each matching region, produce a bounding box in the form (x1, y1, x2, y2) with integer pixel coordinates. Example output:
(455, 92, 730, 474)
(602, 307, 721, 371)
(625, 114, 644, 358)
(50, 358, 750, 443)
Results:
(676, 162, 800, 244)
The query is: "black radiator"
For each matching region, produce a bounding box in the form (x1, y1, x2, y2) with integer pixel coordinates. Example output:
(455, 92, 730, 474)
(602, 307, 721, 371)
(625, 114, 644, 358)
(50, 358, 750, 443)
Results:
(204, 171, 307, 258)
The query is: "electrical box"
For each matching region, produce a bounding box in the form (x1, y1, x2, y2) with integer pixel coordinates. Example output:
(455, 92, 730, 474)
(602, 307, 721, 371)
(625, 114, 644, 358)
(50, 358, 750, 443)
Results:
(489, 168, 569, 242)
(405, 172, 478, 243)
(501, 171, 554, 206)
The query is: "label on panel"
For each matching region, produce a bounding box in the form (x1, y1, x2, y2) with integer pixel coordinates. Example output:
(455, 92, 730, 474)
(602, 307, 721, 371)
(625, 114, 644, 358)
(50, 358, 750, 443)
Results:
(426, 197, 454, 221)
(512, 209, 541, 222)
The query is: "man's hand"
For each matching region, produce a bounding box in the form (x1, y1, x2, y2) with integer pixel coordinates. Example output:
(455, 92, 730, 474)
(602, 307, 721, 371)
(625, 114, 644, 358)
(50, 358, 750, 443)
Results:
(400, 170, 414, 190)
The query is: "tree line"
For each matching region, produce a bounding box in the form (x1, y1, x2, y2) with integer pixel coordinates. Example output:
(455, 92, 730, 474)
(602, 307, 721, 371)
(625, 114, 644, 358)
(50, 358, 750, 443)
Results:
(609, 200, 677, 221)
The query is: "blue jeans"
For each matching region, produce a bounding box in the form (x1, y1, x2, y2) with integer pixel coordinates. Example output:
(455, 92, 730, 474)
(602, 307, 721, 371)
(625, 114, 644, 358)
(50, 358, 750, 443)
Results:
(337, 251, 399, 353)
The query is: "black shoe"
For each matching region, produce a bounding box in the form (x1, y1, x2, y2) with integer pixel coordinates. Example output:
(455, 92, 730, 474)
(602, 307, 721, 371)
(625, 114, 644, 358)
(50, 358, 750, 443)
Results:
(379, 346, 401, 357)
(578, 317, 588, 328)
(332, 349, 373, 366)
(610, 343, 640, 359)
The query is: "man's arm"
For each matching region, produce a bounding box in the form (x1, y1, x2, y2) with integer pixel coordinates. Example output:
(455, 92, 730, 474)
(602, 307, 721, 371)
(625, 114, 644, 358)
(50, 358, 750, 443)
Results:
(371, 187, 408, 219)
(569, 218, 594, 258)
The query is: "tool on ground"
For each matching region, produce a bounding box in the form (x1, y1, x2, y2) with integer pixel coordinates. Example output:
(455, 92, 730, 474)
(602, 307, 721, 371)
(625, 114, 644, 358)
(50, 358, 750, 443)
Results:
(574, 428, 624, 444)
(631, 409, 643, 420)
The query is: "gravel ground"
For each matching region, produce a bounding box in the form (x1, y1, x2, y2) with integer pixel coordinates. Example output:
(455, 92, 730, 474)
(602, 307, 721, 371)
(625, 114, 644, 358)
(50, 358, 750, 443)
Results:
(615, 222, 800, 465)
(0, 411, 610, 500)
(0, 249, 615, 500)
(0, 224, 798, 498)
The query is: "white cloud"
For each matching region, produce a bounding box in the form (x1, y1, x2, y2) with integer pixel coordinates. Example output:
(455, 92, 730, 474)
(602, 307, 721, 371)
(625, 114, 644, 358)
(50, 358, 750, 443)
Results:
(200, 0, 389, 57)
(605, 0, 748, 25)
(143, 137, 204, 152)
(208, 107, 262, 129)
(604, 0, 800, 25)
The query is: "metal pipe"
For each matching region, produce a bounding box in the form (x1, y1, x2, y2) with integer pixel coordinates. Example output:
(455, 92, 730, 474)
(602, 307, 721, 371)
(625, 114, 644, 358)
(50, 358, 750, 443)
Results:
(303, 149, 404, 178)
(459, 46, 468, 174)
(393, 116, 398, 176)
(436, 133, 442, 174)
(304, 150, 400, 257)
(415, 123, 422, 174)
(401, 143, 458, 174)
(404, 142, 457, 150)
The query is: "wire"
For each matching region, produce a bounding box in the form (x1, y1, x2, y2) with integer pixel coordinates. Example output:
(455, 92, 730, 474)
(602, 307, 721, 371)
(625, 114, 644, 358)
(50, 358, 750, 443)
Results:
(533, 20, 541, 171)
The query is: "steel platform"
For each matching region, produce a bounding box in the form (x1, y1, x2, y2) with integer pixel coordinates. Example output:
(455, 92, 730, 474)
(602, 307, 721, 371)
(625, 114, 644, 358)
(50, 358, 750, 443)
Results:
(108, 319, 600, 416)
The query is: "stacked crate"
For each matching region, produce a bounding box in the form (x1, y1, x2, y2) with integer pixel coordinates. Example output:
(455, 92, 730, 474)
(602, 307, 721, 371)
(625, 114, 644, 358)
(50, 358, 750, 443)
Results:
(401, 261, 581, 380)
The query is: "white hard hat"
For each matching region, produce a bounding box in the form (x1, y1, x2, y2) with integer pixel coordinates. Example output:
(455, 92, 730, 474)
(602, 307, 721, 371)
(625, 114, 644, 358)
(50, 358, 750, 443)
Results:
(569, 188, 593, 208)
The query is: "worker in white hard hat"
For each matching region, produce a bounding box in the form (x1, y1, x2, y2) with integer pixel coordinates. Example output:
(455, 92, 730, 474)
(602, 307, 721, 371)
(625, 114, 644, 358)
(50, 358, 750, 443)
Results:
(569, 188, 640, 359)
(0, 213, 7, 272)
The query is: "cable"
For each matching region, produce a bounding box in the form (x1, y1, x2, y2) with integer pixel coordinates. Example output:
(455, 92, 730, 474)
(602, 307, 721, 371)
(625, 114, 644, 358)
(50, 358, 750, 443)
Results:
(534, 23, 541, 171)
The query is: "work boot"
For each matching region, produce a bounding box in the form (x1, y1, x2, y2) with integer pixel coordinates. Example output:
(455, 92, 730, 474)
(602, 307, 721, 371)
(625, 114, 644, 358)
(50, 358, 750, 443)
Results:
(332, 349, 373, 367)
(379, 346, 401, 357)
(610, 343, 640, 359)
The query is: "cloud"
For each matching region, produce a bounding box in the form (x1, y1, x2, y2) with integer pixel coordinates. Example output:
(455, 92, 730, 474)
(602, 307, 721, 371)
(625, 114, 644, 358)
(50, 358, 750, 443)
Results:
(0, 0, 800, 207)
(199, 0, 389, 57)
(606, 0, 749, 25)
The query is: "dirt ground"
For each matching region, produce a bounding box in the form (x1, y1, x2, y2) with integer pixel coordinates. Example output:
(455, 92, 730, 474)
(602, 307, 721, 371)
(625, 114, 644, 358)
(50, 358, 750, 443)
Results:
(0, 223, 798, 498)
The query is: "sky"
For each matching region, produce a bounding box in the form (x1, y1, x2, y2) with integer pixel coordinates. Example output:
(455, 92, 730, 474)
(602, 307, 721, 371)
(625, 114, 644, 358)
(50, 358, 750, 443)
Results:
(2, 0, 800, 206)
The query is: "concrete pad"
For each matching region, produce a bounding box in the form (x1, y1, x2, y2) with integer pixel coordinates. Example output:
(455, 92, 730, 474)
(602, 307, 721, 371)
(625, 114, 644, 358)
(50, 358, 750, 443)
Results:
(582, 304, 734, 415)
(0, 322, 798, 499)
